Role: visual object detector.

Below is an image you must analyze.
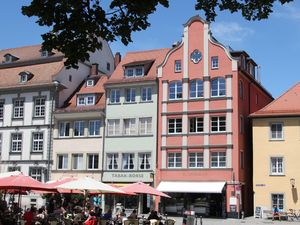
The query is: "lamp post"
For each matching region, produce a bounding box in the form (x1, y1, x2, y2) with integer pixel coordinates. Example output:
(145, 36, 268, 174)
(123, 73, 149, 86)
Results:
(46, 80, 60, 182)
(290, 178, 296, 188)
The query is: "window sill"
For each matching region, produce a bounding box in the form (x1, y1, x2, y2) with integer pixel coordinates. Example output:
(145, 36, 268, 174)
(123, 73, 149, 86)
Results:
(188, 97, 204, 101)
(33, 116, 45, 119)
(174, 70, 182, 73)
(123, 102, 137, 105)
(108, 102, 121, 105)
(12, 117, 24, 120)
(139, 100, 153, 104)
(269, 139, 285, 142)
(210, 96, 227, 99)
(210, 131, 227, 134)
(188, 132, 205, 135)
(106, 134, 153, 138)
(211, 67, 219, 70)
(30, 151, 43, 154)
(167, 133, 183, 136)
(9, 151, 21, 155)
(269, 174, 285, 176)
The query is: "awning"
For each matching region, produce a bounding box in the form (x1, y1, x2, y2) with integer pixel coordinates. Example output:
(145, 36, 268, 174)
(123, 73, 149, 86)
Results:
(157, 181, 226, 194)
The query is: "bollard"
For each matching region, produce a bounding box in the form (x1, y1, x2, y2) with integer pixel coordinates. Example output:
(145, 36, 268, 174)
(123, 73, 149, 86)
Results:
(241, 211, 245, 220)
(200, 216, 203, 225)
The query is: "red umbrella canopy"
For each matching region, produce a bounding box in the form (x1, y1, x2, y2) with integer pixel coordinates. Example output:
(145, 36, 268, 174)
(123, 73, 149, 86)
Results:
(0, 174, 50, 191)
(120, 182, 170, 198)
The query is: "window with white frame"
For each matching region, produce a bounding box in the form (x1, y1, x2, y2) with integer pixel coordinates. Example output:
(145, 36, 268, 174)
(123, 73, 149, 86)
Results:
(123, 118, 136, 135)
(32, 132, 43, 152)
(189, 152, 204, 168)
(190, 79, 203, 98)
(270, 123, 283, 140)
(20, 74, 28, 83)
(139, 117, 152, 135)
(211, 116, 226, 132)
(72, 154, 83, 170)
(11, 133, 22, 152)
(89, 120, 101, 136)
(110, 89, 120, 103)
(211, 56, 219, 69)
(57, 154, 68, 170)
(168, 152, 182, 168)
(139, 153, 151, 170)
(107, 153, 118, 170)
(169, 81, 182, 100)
(272, 194, 284, 211)
(74, 121, 85, 136)
(77, 94, 95, 106)
(87, 154, 99, 170)
(0, 100, 4, 120)
(211, 152, 226, 168)
(107, 119, 120, 136)
(59, 122, 70, 137)
(29, 167, 42, 182)
(41, 50, 48, 57)
(211, 77, 226, 97)
(122, 153, 134, 170)
(270, 157, 284, 175)
(141, 87, 152, 102)
(168, 118, 182, 134)
(34, 97, 46, 117)
(174, 60, 182, 72)
(189, 117, 204, 133)
(13, 98, 24, 118)
(125, 88, 136, 103)
(125, 67, 144, 77)
(86, 79, 94, 87)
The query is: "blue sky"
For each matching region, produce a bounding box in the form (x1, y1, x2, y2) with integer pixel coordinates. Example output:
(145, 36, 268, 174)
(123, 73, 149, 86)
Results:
(0, 1, 299, 98)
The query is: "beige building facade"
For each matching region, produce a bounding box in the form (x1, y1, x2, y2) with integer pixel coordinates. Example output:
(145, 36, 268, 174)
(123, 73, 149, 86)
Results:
(252, 82, 300, 213)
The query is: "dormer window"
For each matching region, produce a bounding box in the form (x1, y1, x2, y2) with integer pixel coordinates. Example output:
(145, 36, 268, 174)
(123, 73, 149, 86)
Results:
(125, 66, 144, 77)
(86, 80, 94, 87)
(77, 94, 95, 106)
(20, 74, 28, 83)
(19, 71, 33, 83)
(41, 50, 48, 57)
(4, 55, 12, 63)
(3, 53, 19, 63)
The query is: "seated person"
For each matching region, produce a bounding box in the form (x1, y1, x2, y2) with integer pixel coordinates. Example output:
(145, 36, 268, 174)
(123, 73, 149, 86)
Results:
(147, 210, 160, 220)
(84, 210, 98, 225)
(128, 209, 137, 219)
(272, 205, 280, 221)
(102, 209, 112, 220)
(115, 208, 126, 225)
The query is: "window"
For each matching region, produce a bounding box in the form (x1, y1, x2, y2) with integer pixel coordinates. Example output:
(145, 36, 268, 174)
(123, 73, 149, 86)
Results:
(29, 168, 42, 182)
(69, 75, 72, 82)
(141, 87, 152, 102)
(190, 80, 203, 98)
(8, 166, 21, 172)
(139, 117, 152, 135)
(272, 194, 284, 211)
(57, 154, 68, 170)
(139, 153, 151, 170)
(211, 152, 226, 168)
(0, 100, 5, 119)
(240, 116, 244, 133)
(20, 74, 28, 83)
(13, 98, 24, 118)
(168, 152, 182, 168)
(34, 97, 45, 117)
(169, 81, 182, 100)
(125, 88, 136, 103)
(86, 80, 94, 87)
(189, 117, 204, 133)
(107, 153, 118, 170)
(175, 60, 182, 72)
(211, 77, 226, 97)
(107, 62, 111, 71)
(123, 119, 136, 135)
(239, 80, 244, 99)
(72, 154, 83, 170)
(110, 89, 120, 103)
(240, 151, 244, 169)
(41, 50, 48, 57)
(87, 154, 99, 170)
(107, 119, 120, 136)
(89, 120, 101, 136)
(11, 133, 22, 152)
(168, 118, 182, 134)
(74, 121, 85, 136)
(122, 153, 134, 170)
(4, 54, 12, 63)
(189, 152, 204, 168)
(125, 67, 144, 77)
(126, 68, 134, 77)
(32, 132, 43, 152)
(135, 67, 143, 76)
(211, 116, 226, 132)
(271, 157, 284, 175)
(59, 122, 70, 137)
(270, 123, 283, 140)
(211, 56, 219, 69)
(77, 95, 95, 106)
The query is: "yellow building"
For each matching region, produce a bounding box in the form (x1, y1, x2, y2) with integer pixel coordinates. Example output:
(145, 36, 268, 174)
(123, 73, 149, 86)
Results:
(251, 82, 300, 214)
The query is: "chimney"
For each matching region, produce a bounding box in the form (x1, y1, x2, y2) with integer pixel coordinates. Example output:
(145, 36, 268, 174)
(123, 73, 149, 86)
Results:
(114, 52, 121, 68)
(91, 63, 98, 75)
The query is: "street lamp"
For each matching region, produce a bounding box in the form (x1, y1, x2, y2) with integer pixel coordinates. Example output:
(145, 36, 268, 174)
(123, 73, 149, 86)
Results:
(46, 80, 60, 181)
(290, 178, 296, 188)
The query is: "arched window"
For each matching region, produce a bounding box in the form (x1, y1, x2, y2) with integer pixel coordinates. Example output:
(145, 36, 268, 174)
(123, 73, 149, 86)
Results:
(211, 77, 226, 97)
(169, 81, 182, 100)
(190, 79, 203, 98)
(239, 80, 244, 99)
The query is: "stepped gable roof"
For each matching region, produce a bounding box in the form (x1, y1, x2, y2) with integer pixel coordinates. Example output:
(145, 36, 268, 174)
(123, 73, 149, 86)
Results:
(105, 48, 170, 85)
(55, 74, 108, 113)
(0, 45, 65, 89)
(251, 81, 300, 118)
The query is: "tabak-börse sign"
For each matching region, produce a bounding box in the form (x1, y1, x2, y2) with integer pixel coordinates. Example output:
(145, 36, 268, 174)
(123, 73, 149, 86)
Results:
(103, 172, 152, 182)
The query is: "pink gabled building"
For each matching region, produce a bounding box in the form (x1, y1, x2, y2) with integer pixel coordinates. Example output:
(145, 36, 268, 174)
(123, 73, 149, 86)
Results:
(155, 16, 273, 218)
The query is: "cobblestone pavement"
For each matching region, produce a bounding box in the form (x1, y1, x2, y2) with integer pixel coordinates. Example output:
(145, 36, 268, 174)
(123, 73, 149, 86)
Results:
(168, 216, 300, 225)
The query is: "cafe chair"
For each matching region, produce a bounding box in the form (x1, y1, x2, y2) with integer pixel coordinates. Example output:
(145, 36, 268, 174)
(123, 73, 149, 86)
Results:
(124, 219, 139, 225)
(165, 219, 176, 225)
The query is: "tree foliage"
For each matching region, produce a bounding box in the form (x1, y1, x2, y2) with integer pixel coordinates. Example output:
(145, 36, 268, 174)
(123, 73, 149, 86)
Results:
(22, 0, 293, 68)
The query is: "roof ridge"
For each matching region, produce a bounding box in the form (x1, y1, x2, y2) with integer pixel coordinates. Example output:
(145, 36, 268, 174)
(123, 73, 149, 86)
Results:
(126, 48, 170, 54)
(0, 44, 42, 52)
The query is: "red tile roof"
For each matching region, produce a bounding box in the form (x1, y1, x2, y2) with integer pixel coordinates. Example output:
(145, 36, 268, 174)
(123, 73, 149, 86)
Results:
(251, 81, 300, 117)
(105, 48, 170, 85)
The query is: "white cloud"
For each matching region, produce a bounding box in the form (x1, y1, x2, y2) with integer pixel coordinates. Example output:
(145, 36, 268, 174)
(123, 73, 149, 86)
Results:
(274, 3, 300, 21)
(211, 22, 254, 43)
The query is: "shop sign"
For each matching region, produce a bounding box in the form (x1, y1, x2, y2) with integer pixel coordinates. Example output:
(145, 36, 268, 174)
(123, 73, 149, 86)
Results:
(102, 172, 152, 182)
